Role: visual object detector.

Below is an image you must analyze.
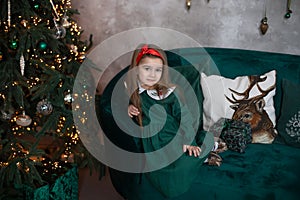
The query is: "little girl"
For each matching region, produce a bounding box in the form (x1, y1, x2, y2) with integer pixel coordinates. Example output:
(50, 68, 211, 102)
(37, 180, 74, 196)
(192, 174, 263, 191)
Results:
(125, 44, 206, 198)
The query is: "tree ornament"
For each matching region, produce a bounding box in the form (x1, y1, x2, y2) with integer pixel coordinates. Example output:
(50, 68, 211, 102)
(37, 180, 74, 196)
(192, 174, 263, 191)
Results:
(186, 0, 191, 10)
(36, 99, 53, 115)
(20, 54, 25, 76)
(64, 93, 74, 103)
(9, 39, 18, 50)
(284, 0, 292, 19)
(38, 41, 48, 50)
(53, 18, 66, 39)
(54, 25, 66, 39)
(0, 51, 3, 61)
(78, 52, 86, 60)
(61, 14, 71, 28)
(31, 0, 40, 10)
(16, 111, 32, 126)
(69, 44, 78, 54)
(284, 11, 292, 19)
(260, 17, 269, 35)
(21, 19, 29, 28)
(260, 0, 269, 35)
(1, 107, 15, 120)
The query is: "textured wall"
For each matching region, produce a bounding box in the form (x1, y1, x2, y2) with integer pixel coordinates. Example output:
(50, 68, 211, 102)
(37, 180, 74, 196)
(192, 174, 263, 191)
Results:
(71, 0, 300, 93)
(72, 0, 300, 55)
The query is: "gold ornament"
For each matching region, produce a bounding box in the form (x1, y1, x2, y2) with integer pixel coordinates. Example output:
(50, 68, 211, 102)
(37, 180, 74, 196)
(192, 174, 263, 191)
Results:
(260, 0, 269, 35)
(21, 19, 29, 28)
(186, 0, 191, 10)
(69, 44, 78, 54)
(78, 52, 86, 60)
(260, 17, 269, 35)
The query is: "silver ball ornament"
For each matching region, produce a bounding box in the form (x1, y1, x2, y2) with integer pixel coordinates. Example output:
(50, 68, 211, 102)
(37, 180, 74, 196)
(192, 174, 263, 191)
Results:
(54, 25, 66, 39)
(37, 99, 53, 115)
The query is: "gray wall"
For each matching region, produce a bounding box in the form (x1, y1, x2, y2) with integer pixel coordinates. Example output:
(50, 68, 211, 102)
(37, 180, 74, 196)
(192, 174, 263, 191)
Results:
(72, 0, 300, 55)
(72, 0, 300, 94)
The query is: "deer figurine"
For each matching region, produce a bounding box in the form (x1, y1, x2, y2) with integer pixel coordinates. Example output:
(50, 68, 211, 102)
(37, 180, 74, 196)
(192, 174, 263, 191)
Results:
(225, 75, 277, 143)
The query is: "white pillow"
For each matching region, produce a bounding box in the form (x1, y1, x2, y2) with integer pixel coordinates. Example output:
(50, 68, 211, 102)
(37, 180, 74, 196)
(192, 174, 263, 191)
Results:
(200, 70, 277, 143)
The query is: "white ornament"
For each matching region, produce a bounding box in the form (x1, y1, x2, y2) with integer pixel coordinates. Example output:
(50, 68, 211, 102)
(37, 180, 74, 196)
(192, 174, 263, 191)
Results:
(64, 93, 74, 103)
(16, 111, 32, 126)
(20, 54, 25, 76)
(61, 15, 71, 28)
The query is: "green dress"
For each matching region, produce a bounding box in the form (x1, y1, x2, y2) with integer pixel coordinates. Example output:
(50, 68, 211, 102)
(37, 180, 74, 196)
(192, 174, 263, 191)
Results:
(136, 87, 206, 198)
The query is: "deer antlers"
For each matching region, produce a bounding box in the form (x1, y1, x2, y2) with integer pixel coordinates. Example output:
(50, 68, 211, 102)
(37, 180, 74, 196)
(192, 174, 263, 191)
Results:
(226, 75, 275, 104)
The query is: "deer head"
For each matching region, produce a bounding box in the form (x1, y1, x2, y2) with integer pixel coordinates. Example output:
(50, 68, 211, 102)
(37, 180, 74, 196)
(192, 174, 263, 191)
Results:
(225, 75, 276, 143)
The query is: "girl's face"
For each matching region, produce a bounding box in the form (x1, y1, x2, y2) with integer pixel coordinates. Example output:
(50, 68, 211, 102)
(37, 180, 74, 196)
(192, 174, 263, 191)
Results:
(137, 56, 163, 88)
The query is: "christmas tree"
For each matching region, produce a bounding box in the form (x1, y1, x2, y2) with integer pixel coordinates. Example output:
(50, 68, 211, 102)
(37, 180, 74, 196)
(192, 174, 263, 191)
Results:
(0, 0, 103, 197)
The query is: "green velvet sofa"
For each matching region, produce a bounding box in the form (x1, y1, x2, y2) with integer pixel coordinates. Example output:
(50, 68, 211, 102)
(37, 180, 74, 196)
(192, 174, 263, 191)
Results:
(99, 47, 300, 200)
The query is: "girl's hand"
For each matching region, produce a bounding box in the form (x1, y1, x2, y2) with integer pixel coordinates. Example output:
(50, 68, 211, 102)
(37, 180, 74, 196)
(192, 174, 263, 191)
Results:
(128, 104, 140, 118)
(183, 145, 201, 157)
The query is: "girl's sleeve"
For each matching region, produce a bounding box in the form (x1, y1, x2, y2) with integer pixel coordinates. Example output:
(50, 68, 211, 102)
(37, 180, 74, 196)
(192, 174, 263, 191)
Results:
(172, 97, 198, 146)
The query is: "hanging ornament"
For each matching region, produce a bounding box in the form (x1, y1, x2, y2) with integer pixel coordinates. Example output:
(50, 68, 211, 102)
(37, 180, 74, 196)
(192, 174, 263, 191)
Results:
(69, 44, 78, 54)
(53, 18, 66, 39)
(31, 0, 40, 10)
(61, 14, 71, 28)
(20, 54, 25, 76)
(16, 111, 32, 126)
(9, 39, 18, 50)
(284, 0, 292, 19)
(38, 41, 48, 50)
(34, 3, 39, 10)
(260, 0, 269, 35)
(64, 93, 74, 103)
(21, 19, 29, 28)
(260, 17, 269, 35)
(8, 0, 11, 27)
(78, 52, 86, 60)
(186, 0, 191, 10)
(36, 99, 53, 115)
(54, 25, 66, 39)
(1, 107, 15, 120)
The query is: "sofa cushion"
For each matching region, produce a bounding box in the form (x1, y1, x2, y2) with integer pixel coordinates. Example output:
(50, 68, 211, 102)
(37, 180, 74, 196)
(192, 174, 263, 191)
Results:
(175, 48, 300, 120)
(277, 79, 300, 147)
(200, 70, 277, 143)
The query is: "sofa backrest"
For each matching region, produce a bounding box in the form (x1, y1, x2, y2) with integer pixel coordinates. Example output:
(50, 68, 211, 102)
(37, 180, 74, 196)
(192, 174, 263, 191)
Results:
(166, 47, 300, 124)
(99, 47, 300, 151)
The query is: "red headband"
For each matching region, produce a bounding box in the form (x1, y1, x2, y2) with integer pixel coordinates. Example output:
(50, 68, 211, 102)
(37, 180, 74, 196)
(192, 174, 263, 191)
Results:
(135, 44, 163, 64)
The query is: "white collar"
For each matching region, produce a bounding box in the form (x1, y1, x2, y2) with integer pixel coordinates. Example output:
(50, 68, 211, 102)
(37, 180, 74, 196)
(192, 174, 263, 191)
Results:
(138, 82, 176, 100)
